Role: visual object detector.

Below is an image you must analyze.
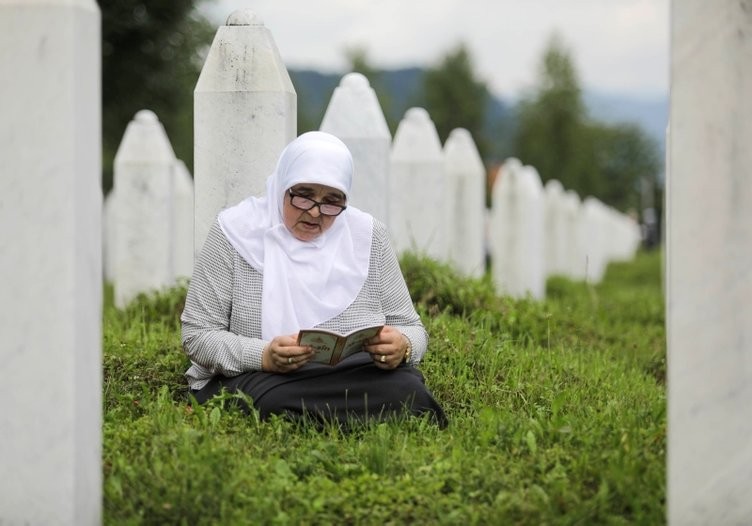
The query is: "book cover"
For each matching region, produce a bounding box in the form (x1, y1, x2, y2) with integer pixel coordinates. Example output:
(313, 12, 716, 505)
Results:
(297, 325, 383, 366)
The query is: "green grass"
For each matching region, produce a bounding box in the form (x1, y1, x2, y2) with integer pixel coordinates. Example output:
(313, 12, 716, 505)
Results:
(103, 251, 666, 525)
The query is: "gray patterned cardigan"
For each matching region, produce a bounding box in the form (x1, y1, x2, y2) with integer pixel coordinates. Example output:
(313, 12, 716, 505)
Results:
(181, 219, 428, 390)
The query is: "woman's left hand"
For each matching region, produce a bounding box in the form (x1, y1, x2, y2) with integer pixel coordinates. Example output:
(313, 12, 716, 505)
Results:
(364, 325, 409, 370)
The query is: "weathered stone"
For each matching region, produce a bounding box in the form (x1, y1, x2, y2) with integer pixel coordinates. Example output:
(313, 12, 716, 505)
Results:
(112, 110, 176, 308)
(0, 1, 102, 523)
(194, 8, 296, 254)
(490, 158, 545, 299)
(320, 73, 391, 224)
(667, 1, 752, 523)
(173, 159, 194, 280)
(390, 108, 446, 260)
(443, 128, 486, 277)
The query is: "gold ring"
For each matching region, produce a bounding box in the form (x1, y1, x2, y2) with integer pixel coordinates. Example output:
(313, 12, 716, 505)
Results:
(380, 354, 386, 363)
(287, 357, 293, 364)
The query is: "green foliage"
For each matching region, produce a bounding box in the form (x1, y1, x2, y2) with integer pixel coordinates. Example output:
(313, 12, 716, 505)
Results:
(103, 250, 665, 523)
(513, 34, 662, 213)
(591, 123, 662, 213)
(100, 1, 215, 194)
(514, 34, 596, 196)
(422, 44, 492, 159)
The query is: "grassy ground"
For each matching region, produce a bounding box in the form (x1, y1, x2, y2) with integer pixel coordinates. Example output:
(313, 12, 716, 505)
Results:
(103, 250, 665, 525)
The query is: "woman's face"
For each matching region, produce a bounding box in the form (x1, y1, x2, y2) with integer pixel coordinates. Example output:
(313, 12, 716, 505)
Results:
(282, 183, 347, 241)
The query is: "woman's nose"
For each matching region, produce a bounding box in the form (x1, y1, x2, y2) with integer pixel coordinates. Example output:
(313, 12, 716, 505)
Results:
(308, 204, 322, 217)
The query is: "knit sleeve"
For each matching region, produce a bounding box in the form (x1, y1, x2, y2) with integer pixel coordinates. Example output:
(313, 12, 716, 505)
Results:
(373, 221, 428, 364)
(180, 221, 265, 382)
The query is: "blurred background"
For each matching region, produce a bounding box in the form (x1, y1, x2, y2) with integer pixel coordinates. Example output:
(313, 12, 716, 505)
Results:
(100, 0, 667, 247)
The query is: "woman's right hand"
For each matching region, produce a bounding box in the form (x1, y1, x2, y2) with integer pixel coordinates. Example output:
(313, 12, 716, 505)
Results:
(262, 334, 315, 373)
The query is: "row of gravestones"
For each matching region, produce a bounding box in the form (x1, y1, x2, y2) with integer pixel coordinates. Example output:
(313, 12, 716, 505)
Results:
(106, 75, 639, 307)
(2, 3, 750, 525)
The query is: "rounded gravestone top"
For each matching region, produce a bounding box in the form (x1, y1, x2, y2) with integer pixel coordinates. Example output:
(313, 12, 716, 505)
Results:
(134, 109, 158, 123)
(405, 107, 430, 122)
(448, 127, 471, 141)
(341, 72, 370, 90)
(545, 178, 564, 193)
(564, 189, 580, 205)
(503, 157, 523, 172)
(226, 9, 263, 26)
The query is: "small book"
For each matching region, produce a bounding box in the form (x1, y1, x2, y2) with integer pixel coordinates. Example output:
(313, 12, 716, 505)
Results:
(297, 325, 384, 366)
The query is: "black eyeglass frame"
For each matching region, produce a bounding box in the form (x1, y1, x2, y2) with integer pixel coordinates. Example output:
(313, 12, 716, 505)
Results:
(287, 188, 347, 217)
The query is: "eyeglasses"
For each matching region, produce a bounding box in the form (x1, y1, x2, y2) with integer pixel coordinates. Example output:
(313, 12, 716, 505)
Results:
(287, 189, 347, 217)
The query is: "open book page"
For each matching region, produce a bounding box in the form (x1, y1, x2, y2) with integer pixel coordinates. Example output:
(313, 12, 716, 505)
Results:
(298, 325, 383, 366)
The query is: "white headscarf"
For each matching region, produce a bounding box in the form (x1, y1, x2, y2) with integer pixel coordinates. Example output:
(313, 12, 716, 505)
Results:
(218, 132, 374, 339)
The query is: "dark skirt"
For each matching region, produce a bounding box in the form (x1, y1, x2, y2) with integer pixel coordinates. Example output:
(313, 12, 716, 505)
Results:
(192, 352, 447, 428)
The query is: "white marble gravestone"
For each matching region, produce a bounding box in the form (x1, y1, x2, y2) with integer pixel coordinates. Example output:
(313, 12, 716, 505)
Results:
(0, 1, 102, 523)
(490, 158, 545, 299)
(543, 179, 569, 278)
(173, 159, 194, 280)
(443, 128, 486, 277)
(113, 110, 176, 308)
(562, 189, 585, 280)
(519, 165, 546, 298)
(194, 9, 296, 254)
(390, 108, 446, 260)
(607, 208, 640, 263)
(668, 1, 752, 524)
(103, 188, 120, 283)
(320, 73, 391, 224)
(578, 197, 608, 284)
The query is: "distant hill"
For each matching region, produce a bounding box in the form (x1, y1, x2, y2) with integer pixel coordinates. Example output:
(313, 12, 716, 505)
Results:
(583, 90, 668, 153)
(289, 67, 667, 159)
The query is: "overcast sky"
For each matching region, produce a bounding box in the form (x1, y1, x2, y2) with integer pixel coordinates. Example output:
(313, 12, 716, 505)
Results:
(201, 0, 669, 100)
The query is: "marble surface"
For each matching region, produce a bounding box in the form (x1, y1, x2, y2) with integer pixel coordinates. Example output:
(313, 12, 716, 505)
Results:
(389, 108, 447, 260)
(194, 8, 296, 254)
(561, 190, 583, 280)
(173, 159, 195, 280)
(578, 197, 609, 284)
(490, 158, 545, 299)
(543, 179, 569, 278)
(443, 128, 486, 278)
(112, 110, 176, 308)
(320, 73, 392, 224)
(667, 1, 752, 524)
(0, 1, 101, 523)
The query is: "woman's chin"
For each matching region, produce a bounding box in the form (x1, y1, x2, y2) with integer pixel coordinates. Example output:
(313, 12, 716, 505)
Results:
(291, 225, 322, 241)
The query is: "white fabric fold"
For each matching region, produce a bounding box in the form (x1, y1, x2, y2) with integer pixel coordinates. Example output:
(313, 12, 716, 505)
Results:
(218, 132, 374, 340)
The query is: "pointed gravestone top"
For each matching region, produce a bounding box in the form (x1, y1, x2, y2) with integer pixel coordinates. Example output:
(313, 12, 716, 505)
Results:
(521, 165, 543, 193)
(196, 10, 293, 93)
(342, 71, 369, 91)
(226, 9, 263, 26)
(134, 109, 158, 124)
(320, 72, 390, 138)
(545, 178, 564, 195)
(391, 107, 442, 161)
(115, 110, 176, 165)
(444, 128, 484, 177)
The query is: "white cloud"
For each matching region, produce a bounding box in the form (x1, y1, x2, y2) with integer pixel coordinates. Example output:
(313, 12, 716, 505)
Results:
(201, 0, 668, 98)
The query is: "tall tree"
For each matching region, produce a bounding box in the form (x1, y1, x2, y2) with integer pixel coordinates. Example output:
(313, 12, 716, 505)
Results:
(342, 46, 400, 133)
(590, 123, 661, 212)
(422, 43, 491, 158)
(513, 34, 661, 213)
(514, 34, 596, 195)
(344, 45, 380, 81)
(100, 1, 214, 194)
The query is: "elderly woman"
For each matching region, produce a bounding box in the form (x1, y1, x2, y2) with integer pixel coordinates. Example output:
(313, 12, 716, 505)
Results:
(181, 131, 446, 427)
